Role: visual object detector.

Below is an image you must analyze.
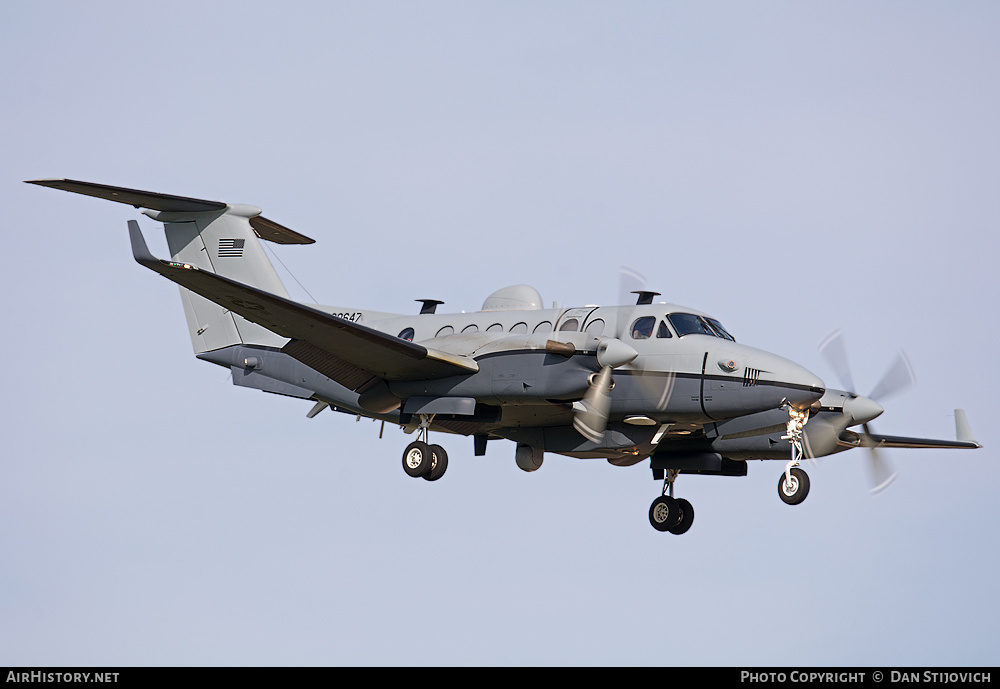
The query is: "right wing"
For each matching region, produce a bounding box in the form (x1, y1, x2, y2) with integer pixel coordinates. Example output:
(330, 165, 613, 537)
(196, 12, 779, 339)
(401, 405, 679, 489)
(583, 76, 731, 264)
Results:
(128, 221, 478, 391)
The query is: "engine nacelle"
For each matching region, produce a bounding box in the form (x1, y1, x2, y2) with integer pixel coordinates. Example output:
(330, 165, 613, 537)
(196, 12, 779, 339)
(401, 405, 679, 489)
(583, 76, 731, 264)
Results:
(515, 444, 544, 472)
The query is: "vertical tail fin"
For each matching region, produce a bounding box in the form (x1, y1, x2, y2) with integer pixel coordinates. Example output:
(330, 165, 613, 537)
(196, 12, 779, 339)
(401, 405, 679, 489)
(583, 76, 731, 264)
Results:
(24, 179, 315, 355)
(145, 205, 293, 353)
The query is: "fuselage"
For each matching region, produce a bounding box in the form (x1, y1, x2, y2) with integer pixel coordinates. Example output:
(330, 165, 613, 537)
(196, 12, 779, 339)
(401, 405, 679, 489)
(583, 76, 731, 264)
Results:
(313, 296, 826, 436)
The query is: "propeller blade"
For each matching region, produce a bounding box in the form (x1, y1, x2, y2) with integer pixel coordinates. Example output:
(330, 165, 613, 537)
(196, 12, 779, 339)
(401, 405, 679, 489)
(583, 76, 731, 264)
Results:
(618, 266, 647, 306)
(868, 350, 915, 402)
(818, 329, 857, 393)
(861, 423, 898, 495)
(631, 366, 676, 413)
(865, 447, 898, 495)
(573, 366, 613, 443)
(817, 330, 908, 495)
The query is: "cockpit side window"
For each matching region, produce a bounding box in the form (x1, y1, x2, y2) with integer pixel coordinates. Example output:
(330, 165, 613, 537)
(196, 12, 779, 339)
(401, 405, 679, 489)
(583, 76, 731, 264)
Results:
(657, 320, 672, 338)
(667, 313, 714, 337)
(705, 317, 735, 342)
(630, 316, 656, 340)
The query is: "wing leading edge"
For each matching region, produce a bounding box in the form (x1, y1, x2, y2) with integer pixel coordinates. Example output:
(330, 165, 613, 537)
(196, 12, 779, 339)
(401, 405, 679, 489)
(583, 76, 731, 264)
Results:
(127, 221, 478, 391)
(862, 435, 981, 450)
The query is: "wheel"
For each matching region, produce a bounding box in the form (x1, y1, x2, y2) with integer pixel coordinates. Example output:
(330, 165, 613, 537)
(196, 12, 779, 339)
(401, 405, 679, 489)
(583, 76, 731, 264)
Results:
(424, 444, 449, 481)
(649, 495, 680, 532)
(402, 441, 433, 478)
(668, 498, 694, 535)
(778, 467, 810, 505)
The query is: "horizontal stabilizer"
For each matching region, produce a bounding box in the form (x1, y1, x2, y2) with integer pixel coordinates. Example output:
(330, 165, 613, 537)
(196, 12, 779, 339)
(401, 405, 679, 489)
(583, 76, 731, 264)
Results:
(127, 221, 477, 390)
(248, 215, 315, 245)
(27, 178, 314, 244)
(29, 178, 226, 212)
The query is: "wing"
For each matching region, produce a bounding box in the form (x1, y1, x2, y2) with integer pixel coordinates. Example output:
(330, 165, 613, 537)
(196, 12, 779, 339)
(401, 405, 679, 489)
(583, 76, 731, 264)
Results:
(128, 221, 478, 391)
(861, 434, 981, 450)
(857, 409, 980, 450)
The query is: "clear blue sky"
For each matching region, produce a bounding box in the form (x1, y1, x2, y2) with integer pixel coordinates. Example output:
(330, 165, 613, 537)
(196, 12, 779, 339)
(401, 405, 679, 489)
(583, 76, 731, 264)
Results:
(2, 1, 998, 665)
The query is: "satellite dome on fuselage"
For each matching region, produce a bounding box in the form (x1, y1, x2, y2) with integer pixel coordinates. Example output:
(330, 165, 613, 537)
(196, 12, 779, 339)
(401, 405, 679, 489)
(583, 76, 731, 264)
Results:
(481, 285, 543, 311)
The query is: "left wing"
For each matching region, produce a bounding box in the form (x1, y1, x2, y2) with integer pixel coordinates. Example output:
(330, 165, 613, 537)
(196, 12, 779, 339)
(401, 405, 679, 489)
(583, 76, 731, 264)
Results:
(127, 221, 478, 391)
(861, 435, 981, 450)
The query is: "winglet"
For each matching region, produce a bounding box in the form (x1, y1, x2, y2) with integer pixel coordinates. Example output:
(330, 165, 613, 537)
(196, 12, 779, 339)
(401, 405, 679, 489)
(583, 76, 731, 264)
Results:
(955, 409, 981, 447)
(127, 220, 159, 268)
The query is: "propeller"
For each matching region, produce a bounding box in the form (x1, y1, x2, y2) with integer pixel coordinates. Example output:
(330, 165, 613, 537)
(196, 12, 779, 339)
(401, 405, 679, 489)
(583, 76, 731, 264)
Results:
(572, 338, 638, 443)
(815, 329, 915, 494)
(618, 265, 647, 306)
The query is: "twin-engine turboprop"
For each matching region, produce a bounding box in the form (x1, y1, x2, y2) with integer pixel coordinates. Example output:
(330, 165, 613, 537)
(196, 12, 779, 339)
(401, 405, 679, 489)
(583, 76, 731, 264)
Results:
(28, 179, 982, 534)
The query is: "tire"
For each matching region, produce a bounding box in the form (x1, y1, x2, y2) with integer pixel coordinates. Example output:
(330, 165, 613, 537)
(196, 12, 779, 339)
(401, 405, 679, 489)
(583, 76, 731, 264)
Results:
(424, 444, 449, 481)
(668, 498, 695, 535)
(649, 496, 680, 532)
(402, 441, 433, 478)
(778, 467, 810, 505)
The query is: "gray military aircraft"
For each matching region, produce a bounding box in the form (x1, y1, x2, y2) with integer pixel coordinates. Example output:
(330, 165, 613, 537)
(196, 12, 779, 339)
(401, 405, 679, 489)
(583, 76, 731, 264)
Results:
(28, 179, 982, 534)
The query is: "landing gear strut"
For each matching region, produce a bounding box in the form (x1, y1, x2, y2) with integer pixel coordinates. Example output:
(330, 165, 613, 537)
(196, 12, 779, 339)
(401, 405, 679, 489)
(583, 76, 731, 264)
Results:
(401, 415, 448, 481)
(648, 470, 695, 534)
(778, 406, 810, 504)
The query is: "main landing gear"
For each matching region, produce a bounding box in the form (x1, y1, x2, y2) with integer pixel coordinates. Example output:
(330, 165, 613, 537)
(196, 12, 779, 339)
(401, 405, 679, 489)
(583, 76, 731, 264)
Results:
(401, 415, 448, 481)
(648, 470, 694, 534)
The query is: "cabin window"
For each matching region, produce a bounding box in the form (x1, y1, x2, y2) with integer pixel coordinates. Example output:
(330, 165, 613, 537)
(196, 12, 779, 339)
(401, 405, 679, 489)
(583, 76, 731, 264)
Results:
(630, 316, 656, 340)
(657, 320, 672, 338)
(510, 322, 528, 334)
(559, 318, 579, 332)
(486, 323, 503, 333)
(436, 325, 454, 337)
(533, 321, 553, 334)
(585, 319, 605, 336)
(398, 327, 415, 341)
(462, 324, 479, 333)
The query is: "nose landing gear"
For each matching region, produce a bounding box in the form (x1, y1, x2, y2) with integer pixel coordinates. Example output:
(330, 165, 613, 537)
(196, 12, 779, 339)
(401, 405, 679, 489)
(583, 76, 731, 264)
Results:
(778, 406, 811, 505)
(778, 466, 810, 505)
(648, 470, 695, 534)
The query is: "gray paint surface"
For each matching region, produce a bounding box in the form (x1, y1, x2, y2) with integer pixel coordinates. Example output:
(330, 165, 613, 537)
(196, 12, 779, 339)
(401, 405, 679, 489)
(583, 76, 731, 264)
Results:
(4, 1, 998, 667)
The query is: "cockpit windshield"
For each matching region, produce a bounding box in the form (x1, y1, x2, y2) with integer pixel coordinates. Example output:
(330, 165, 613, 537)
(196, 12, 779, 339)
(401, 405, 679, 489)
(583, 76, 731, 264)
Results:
(667, 313, 736, 341)
(705, 317, 735, 342)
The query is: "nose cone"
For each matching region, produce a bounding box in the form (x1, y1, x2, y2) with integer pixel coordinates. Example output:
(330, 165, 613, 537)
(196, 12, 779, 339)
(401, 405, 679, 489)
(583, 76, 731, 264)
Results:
(783, 360, 826, 407)
(843, 395, 884, 425)
(733, 345, 826, 412)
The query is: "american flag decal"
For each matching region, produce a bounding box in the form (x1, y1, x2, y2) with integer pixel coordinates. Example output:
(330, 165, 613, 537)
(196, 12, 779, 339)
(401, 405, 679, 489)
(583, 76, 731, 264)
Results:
(218, 238, 245, 257)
